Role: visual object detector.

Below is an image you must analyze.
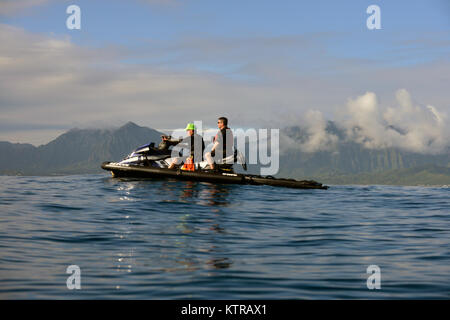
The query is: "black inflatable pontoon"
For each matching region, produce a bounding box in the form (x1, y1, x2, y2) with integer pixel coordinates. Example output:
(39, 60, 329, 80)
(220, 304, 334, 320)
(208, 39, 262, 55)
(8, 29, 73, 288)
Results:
(101, 161, 328, 190)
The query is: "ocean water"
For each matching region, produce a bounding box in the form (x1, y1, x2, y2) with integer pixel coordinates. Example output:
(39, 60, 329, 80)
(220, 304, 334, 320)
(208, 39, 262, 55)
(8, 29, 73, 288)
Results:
(0, 174, 449, 299)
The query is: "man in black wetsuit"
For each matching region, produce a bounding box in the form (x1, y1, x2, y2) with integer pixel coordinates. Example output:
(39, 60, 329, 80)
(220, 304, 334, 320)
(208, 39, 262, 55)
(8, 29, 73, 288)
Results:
(205, 117, 234, 170)
(166, 123, 205, 169)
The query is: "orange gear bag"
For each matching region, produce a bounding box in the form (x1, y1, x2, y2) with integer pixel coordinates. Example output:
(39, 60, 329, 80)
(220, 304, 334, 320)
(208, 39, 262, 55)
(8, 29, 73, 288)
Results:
(181, 156, 195, 171)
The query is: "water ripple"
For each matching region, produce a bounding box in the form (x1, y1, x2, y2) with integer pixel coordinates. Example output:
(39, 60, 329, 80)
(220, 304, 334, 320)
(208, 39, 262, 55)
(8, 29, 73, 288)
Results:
(0, 174, 449, 299)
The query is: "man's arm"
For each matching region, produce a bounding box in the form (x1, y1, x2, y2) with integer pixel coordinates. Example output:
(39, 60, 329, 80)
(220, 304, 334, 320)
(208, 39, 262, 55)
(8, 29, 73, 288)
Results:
(211, 141, 219, 152)
(159, 136, 183, 150)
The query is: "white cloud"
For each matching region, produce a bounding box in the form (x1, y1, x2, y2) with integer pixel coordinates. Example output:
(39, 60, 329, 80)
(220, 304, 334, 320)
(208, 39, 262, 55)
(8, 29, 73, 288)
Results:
(0, 25, 342, 144)
(0, 24, 301, 144)
(342, 89, 449, 154)
(1, 23, 450, 151)
(281, 89, 449, 155)
(294, 110, 338, 153)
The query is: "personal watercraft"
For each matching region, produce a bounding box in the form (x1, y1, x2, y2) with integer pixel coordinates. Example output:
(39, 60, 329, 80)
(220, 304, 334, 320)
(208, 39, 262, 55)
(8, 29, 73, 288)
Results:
(101, 141, 328, 190)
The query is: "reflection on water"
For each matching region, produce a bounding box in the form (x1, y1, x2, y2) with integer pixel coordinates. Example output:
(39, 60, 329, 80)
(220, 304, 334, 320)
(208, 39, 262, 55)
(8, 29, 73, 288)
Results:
(158, 180, 233, 207)
(109, 178, 234, 278)
(207, 257, 232, 269)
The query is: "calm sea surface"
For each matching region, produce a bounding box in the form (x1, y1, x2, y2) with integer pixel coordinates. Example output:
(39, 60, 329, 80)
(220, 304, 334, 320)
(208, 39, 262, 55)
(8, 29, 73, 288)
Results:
(0, 174, 449, 299)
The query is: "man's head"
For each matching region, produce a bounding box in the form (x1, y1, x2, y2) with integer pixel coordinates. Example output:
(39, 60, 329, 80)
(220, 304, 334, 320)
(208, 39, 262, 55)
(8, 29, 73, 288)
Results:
(185, 123, 196, 136)
(217, 117, 228, 130)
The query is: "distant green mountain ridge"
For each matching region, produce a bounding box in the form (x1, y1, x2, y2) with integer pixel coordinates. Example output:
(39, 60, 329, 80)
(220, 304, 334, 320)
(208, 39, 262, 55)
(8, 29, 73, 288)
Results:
(1, 121, 449, 185)
(278, 123, 450, 185)
(307, 165, 450, 186)
(0, 122, 164, 175)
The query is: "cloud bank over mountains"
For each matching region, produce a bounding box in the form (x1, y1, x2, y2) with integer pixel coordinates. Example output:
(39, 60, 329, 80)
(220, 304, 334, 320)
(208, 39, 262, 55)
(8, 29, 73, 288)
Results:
(283, 89, 449, 155)
(344, 89, 448, 154)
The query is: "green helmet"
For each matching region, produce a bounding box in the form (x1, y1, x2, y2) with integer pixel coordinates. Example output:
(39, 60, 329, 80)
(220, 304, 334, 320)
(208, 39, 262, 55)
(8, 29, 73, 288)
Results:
(185, 123, 196, 131)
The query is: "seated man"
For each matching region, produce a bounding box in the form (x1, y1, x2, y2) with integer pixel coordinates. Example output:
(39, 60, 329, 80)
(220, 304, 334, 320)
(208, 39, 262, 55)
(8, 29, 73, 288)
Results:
(166, 123, 205, 169)
(204, 117, 234, 170)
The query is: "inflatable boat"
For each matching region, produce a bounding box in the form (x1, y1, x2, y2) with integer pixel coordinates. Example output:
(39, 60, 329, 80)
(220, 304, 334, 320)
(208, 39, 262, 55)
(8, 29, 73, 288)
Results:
(102, 161, 328, 189)
(101, 142, 328, 190)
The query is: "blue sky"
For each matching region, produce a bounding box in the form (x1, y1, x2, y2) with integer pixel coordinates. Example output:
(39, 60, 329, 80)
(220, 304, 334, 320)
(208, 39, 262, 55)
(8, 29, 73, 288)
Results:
(4, 0, 449, 57)
(0, 0, 449, 146)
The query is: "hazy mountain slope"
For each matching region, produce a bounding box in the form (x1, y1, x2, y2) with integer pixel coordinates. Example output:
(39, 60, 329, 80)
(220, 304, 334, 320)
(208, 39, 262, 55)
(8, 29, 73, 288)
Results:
(0, 122, 164, 175)
(313, 165, 450, 186)
(278, 122, 450, 185)
(1, 121, 449, 185)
